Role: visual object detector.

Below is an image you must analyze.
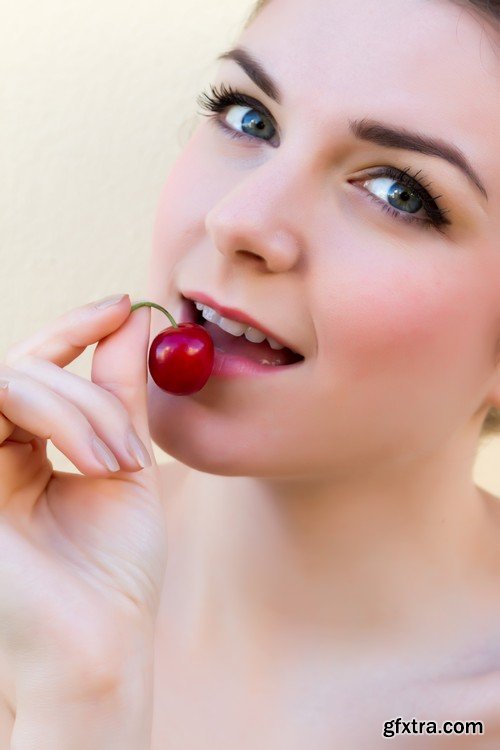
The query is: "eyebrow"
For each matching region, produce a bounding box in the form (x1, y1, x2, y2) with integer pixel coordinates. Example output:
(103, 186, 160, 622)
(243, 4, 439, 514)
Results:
(216, 45, 488, 201)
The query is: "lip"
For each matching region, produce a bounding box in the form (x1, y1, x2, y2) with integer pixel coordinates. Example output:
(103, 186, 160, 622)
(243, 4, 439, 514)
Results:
(210, 347, 305, 378)
(180, 290, 303, 356)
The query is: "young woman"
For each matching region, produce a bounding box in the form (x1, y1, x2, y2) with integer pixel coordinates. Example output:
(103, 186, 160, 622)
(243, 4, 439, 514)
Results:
(0, 0, 499, 747)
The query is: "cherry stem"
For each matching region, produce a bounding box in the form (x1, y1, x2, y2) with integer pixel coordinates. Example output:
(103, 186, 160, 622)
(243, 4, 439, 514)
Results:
(130, 301, 179, 328)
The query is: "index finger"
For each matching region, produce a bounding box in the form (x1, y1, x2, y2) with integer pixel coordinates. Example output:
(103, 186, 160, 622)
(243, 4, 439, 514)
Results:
(4, 294, 130, 369)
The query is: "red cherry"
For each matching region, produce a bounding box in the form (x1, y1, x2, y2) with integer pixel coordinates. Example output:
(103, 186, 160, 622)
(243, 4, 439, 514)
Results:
(130, 301, 214, 395)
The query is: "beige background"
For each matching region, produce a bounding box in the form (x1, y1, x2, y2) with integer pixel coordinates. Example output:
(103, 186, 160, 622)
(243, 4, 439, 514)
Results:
(1, 0, 499, 495)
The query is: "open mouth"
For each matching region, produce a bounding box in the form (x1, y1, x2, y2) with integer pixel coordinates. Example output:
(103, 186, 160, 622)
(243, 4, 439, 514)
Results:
(186, 298, 305, 367)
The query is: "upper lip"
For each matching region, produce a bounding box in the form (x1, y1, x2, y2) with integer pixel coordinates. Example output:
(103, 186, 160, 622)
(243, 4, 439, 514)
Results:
(181, 290, 303, 356)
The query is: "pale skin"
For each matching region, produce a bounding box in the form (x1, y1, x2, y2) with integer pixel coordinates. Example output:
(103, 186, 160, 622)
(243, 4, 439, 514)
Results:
(0, 0, 500, 747)
(148, 0, 500, 745)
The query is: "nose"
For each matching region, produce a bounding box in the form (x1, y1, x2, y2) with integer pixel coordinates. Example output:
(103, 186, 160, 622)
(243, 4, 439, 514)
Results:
(204, 155, 307, 274)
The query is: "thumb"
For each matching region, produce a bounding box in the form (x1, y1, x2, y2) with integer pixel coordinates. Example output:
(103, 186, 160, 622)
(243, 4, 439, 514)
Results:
(91, 297, 153, 451)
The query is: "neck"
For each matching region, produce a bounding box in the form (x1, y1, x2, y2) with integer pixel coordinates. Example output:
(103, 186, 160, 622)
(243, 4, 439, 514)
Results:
(161, 430, 496, 660)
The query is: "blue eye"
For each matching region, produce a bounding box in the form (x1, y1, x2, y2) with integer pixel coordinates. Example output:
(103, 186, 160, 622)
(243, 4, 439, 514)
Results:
(197, 82, 276, 143)
(224, 104, 275, 141)
(353, 166, 451, 230)
(365, 177, 423, 214)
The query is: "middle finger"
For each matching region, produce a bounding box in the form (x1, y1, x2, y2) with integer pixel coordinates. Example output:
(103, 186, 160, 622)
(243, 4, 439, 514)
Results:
(9, 354, 147, 471)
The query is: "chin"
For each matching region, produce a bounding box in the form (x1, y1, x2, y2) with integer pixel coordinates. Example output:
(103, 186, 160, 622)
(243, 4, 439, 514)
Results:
(146, 377, 317, 479)
(146, 385, 242, 476)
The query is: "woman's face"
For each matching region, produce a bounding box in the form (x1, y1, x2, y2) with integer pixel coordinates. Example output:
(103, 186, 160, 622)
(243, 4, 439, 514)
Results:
(147, 0, 500, 480)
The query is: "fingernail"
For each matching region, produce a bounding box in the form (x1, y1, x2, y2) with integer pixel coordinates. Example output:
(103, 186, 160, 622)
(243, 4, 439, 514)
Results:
(95, 294, 128, 310)
(126, 429, 152, 469)
(0, 378, 9, 390)
(92, 436, 121, 472)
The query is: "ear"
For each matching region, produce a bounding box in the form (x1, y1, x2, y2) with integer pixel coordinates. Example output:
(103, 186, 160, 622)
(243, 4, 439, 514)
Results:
(478, 350, 500, 413)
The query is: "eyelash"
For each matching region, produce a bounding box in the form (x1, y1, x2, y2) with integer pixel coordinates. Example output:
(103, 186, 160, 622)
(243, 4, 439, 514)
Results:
(196, 82, 452, 233)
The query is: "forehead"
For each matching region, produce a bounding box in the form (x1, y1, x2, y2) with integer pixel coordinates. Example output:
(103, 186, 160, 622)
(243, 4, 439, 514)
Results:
(234, 0, 499, 177)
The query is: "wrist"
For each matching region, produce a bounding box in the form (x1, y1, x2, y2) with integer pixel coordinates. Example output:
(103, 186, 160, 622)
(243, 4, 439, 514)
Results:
(11, 636, 155, 750)
(12, 689, 154, 750)
(10, 612, 157, 698)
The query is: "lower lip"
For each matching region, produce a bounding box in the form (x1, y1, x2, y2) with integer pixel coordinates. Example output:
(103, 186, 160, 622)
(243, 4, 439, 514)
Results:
(211, 347, 305, 378)
(178, 295, 305, 380)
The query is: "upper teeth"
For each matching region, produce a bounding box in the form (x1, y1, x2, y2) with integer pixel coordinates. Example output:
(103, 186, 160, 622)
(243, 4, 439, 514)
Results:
(195, 302, 285, 350)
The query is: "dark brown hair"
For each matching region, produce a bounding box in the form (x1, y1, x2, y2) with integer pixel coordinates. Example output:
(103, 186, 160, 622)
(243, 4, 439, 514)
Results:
(241, 0, 500, 441)
(245, 0, 500, 27)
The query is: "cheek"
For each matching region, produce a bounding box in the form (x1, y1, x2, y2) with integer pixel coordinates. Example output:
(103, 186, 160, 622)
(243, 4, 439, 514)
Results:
(150, 125, 216, 274)
(316, 258, 491, 400)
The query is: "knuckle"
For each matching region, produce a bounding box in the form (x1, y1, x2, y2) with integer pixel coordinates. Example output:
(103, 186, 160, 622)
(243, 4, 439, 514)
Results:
(93, 381, 132, 417)
(4, 343, 38, 368)
(99, 380, 140, 404)
(76, 378, 129, 426)
(6, 353, 35, 370)
(47, 396, 89, 440)
(0, 363, 13, 378)
(4, 345, 24, 367)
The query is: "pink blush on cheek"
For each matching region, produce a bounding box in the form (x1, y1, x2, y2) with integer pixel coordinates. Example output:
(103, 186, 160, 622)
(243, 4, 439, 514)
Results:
(320, 271, 478, 391)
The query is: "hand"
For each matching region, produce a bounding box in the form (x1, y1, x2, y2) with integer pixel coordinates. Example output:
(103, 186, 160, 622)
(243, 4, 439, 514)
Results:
(0, 294, 167, 704)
